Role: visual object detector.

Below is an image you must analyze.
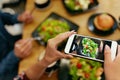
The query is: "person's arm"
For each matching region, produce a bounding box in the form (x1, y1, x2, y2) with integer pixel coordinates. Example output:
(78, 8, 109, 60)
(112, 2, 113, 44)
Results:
(0, 51, 20, 75)
(104, 45, 120, 80)
(14, 39, 33, 59)
(0, 11, 33, 25)
(24, 31, 75, 80)
(13, 31, 75, 80)
(0, 38, 33, 75)
(0, 38, 33, 78)
(0, 11, 19, 25)
(14, 31, 75, 80)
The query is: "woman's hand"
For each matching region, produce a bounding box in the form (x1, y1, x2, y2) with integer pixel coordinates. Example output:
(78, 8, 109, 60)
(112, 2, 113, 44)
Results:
(17, 11, 33, 24)
(14, 39, 33, 59)
(42, 31, 76, 66)
(104, 45, 120, 80)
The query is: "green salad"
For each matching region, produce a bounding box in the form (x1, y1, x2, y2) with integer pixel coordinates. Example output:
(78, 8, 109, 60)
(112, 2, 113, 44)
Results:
(37, 19, 70, 42)
(69, 57, 103, 80)
(82, 38, 98, 58)
(64, 0, 94, 11)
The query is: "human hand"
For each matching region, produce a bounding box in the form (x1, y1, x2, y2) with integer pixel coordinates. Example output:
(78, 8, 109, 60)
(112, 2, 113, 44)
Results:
(104, 45, 120, 80)
(14, 39, 33, 59)
(42, 31, 76, 66)
(17, 11, 33, 24)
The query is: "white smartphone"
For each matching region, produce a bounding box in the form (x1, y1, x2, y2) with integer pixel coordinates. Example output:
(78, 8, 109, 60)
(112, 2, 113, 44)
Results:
(64, 34, 118, 62)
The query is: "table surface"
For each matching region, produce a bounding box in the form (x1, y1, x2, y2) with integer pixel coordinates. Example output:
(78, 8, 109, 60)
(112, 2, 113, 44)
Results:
(19, 0, 120, 80)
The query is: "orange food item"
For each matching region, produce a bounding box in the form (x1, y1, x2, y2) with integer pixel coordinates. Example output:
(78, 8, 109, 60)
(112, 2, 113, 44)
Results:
(94, 14, 114, 31)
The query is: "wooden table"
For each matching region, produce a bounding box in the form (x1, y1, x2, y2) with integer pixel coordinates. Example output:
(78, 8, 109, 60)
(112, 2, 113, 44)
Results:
(19, 0, 120, 80)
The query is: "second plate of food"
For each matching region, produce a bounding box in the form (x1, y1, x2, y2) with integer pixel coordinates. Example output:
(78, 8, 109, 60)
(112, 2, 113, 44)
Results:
(58, 57, 105, 80)
(63, 0, 99, 15)
(88, 13, 118, 36)
(32, 12, 79, 45)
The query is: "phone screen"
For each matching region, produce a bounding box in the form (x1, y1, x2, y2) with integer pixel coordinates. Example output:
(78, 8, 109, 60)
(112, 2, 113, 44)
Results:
(69, 35, 112, 62)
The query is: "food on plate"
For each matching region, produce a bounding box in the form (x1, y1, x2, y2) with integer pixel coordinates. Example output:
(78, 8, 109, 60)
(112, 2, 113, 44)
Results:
(94, 14, 114, 31)
(64, 0, 94, 11)
(69, 57, 103, 80)
(82, 38, 98, 58)
(37, 19, 70, 42)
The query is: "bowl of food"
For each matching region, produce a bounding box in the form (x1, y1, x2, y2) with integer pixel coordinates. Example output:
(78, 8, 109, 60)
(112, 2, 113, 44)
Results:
(69, 57, 104, 80)
(34, 0, 51, 9)
(94, 14, 114, 31)
(88, 13, 118, 36)
(58, 57, 104, 80)
(63, 0, 99, 15)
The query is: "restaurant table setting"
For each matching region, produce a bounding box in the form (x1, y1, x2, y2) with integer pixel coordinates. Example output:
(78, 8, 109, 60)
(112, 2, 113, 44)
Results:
(19, 0, 120, 80)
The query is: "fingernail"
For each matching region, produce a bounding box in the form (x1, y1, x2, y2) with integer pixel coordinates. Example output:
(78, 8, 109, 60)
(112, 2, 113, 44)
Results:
(71, 30, 76, 34)
(105, 45, 109, 50)
(71, 30, 75, 32)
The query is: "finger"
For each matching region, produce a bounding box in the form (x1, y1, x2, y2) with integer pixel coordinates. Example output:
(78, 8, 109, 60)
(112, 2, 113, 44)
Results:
(23, 48, 32, 57)
(53, 31, 76, 45)
(23, 11, 31, 16)
(15, 41, 26, 49)
(63, 54, 73, 59)
(23, 14, 33, 24)
(115, 45, 120, 60)
(25, 11, 33, 19)
(26, 18, 33, 24)
(15, 39, 26, 46)
(16, 39, 29, 46)
(104, 45, 112, 63)
(19, 39, 32, 54)
(58, 51, 73, 59)
(23, 44, 32, 56)
(26, 14, 33, 20)
(19, 39, 32, 48)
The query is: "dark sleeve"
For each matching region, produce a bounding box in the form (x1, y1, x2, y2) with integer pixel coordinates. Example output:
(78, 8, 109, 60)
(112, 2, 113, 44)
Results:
(0, 50, 20, 75)
(0, 11, 20, 25)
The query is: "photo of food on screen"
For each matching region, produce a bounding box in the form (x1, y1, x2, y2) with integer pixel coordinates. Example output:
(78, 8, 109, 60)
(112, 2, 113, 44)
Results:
(71, 35, 104, 60)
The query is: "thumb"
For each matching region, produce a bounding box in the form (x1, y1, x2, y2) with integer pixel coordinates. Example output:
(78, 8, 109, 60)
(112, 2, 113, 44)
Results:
(63, 54, 73, 59)
(104, 45, 112, 63)
(54, 31, 76, 45)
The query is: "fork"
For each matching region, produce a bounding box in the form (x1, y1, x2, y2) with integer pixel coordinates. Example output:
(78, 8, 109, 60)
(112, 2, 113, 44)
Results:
(32, 37, 42, 41)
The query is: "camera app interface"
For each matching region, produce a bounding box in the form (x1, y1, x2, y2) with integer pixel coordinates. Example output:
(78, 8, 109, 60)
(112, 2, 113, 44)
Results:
(70, 35, 111, 61)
